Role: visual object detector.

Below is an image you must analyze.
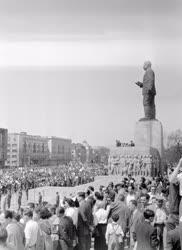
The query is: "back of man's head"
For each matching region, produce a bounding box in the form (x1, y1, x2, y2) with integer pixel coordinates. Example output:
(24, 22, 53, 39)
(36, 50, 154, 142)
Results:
(143, 209, 155, 220)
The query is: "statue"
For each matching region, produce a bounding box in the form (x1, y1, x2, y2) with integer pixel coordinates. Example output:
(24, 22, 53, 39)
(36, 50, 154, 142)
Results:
(135, 61, 156, 120)
(116, 140, 121, 147)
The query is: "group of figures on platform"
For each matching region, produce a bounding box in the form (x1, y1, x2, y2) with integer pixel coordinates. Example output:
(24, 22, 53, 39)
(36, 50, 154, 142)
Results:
(108, 154, 160, 177)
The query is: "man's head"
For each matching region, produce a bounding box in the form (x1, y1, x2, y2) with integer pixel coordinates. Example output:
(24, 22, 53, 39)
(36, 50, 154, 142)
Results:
(143, 61, 152, 71)
(140, 194, 147, 205)
(128, 185, 134, 194)
(129, 200, 137, 212)
(4, 210, 13, 225)
(23, 209, 33, 223)
(57, 207, 65, 218)
(143, 209, 155, 223)
(151, 186, 156, 194)
(77, 192, 85, 203)
(156, 197, 163, 208)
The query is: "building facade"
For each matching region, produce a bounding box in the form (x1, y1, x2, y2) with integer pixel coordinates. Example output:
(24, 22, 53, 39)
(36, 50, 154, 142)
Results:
(48, 137, 72, 165)
(0, 128, 8, 168)
(6, 132, 49, 167)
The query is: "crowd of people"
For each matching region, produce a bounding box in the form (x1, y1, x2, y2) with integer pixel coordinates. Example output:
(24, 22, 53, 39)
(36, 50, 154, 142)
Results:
(0, 162, 108, 195)
(0, 158, 182, 249)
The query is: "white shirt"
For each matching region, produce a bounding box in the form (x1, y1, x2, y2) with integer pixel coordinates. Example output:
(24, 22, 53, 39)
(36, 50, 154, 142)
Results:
(126, 194, 135, 206)
(94, 207, 109, 224)
(65, 207, 78, 227)
(24, 219, 38, 246)
(154, 208, 166, 224)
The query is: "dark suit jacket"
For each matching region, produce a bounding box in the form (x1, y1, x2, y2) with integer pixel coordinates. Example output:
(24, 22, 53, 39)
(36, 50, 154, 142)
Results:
(142, 68, 156, 96)
(77, 200, 93, 236)
(108, 201, 130, 233)
(166, 227, 180, 250)
(134, 220, 159, 250)
(129, 209, 143, 245)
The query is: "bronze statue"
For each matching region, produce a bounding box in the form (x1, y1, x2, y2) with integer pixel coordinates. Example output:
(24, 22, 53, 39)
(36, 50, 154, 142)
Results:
(135, 61, 156, 120)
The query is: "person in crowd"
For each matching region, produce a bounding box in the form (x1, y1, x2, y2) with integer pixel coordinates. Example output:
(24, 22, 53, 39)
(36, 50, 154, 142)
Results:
(64, 198, 78, 228)
(18, 189, 22, 211)
(55, 192, 60, 208)
(12, 212, 25, 242)
(108, 193, 129, 235)
(153, 197, 167, 250)
(133, 209, 159, 250)
(38, 192, 43, 206)
(51, 206, 74, 250)
(38, 207, 53, 250)
(5, 210, 24, 250)
(24, 209, 39, 250)
(48, 206, 57, 227)
(1, 190, 7, 214)
(148, 185, 157, 204)
(0, 225, 12, 250)
(6, 190, 11, 210)
(128, 200, 143, 250)
(93, 200, 110, 250)
(107, 183, 116, 202)
(105, 213, 124, 250)
(166, 223, 180, 250)
(138, 194, 149, 212)
(77, 192, 93, 250)
(126, 185, 136, 206)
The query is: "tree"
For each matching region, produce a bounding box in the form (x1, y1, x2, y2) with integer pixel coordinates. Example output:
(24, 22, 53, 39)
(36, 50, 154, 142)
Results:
(167, 129, 182, 148)
(164, 129, 182, 165)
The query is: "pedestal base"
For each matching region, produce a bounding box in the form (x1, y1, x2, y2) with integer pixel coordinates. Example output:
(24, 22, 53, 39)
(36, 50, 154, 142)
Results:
(134, 119, 164, 158)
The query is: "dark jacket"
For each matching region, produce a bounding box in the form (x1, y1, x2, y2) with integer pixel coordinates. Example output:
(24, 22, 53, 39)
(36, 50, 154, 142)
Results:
(142, 68, 156, 96)
(108, 201, 129, 233)
(129, 209, 143, 246)
(77, 200, 93, 236)
(134, 220, 159, 250)
(166, 227, 180, 250)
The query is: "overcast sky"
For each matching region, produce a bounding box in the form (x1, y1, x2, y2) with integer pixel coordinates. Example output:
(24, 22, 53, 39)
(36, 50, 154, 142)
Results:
(0, 0, 181, 146)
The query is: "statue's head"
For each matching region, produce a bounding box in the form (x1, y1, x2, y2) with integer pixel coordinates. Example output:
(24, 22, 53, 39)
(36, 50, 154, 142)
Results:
(143, 61, 152, 71)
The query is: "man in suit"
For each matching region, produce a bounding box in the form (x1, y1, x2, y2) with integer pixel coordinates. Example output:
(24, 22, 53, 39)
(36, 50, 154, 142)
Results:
(133, 209, 159, 250)
(77, 191, 93, 250)
(128, 199, 143, 250)
(166, 226, 181, 250)
(135, 61, 156, 120)
(108, 193, 130, 234)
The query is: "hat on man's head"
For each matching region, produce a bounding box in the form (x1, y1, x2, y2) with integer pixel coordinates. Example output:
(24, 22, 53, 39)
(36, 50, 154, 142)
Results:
(77, 192, 85, 199)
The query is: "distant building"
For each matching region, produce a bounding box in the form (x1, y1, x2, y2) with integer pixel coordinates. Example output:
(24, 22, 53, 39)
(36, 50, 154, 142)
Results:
(6, 133, 72, 167)
(48, 137, 72, 165)
(0, 128, 8, 168)
(71, 143, 87, 163)
(6, 132, 49, 167)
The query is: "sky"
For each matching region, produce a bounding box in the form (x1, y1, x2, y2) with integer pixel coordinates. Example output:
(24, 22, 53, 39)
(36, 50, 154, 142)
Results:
(0, 0, 181, 146)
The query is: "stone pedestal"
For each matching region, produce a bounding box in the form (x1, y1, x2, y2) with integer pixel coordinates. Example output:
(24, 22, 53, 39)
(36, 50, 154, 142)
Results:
(134, 119, 164, 158)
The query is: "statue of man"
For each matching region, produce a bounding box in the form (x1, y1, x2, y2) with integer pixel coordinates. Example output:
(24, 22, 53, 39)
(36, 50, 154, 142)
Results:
(135, 61, 156, 120)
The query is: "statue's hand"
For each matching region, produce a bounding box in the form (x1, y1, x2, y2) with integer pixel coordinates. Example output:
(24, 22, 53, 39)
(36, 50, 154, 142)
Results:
(135, 81, 143, 87)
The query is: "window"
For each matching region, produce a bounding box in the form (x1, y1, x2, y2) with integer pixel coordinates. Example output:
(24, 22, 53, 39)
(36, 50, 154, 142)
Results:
(12, 149, 17, 153)
(12, 155, 17, 158)
(42, 143, 45, 153)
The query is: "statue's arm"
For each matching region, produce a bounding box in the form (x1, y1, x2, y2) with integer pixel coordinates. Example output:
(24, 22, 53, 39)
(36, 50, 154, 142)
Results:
(135, 81, 143, 88)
